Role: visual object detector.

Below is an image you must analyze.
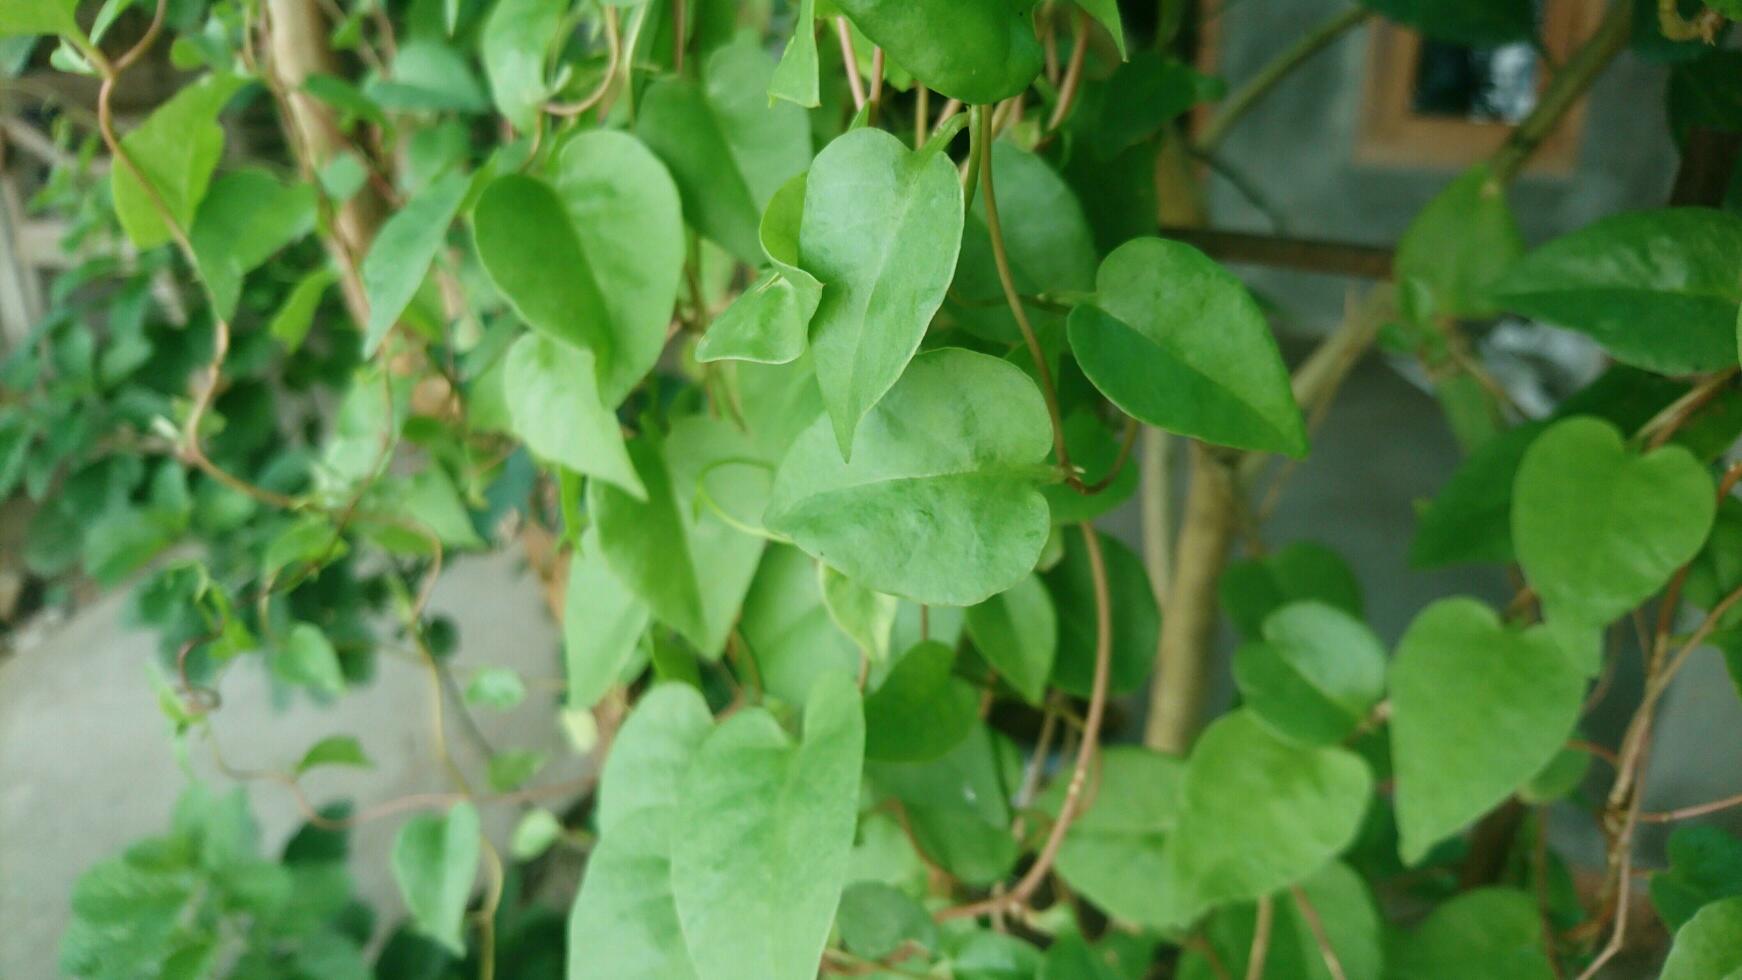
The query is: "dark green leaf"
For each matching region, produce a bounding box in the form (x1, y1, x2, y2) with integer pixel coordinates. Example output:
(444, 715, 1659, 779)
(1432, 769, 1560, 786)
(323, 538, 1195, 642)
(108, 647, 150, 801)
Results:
(1652, 826, 1742, 932)
(1044, 529, 1158, 697)
(1221, 541, 1363, 638)
(1362, 0, 1535, 45)
(362, 169, 470, 356)
(965, 574, 1057, 704)
(832, 0, 1044, 103)
(1234, 601, 1386, 746)
(864, 641, 978, 762)
(1388, 888, 1555, 979)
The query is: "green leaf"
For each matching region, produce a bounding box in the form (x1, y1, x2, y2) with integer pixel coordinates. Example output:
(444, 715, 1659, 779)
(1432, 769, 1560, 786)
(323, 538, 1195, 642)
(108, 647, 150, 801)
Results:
(474, 131, 685, 405)
(799, 128, 964, 457)
(598, 683, 715, 836)
(820, 565, 897, 660)
(738, 544, 862, 706)
(1047, 747, 1184, 927)
(479, 0, 565, 129)
(510, 809, 563, 861)
(1652, 826, 1742, 932)
(362, 168, 470, 356)
(1361, 0, 1536, 45)
(1178, 862, 1383, 980)
(1221, 541, 1363, 638)
(868, 725, 1019, 886)
(1075, 0, 1127, 59)
(1664, 896, 1742, 980)
(1045, 530, 1158, 697)
(764, 348, 1053, 606)
(637, 40, 812, 263)
(1070, 237, 1306, 456)
(768, 0, 819, 106)
(592, 418, 769, 656)
(1042, 411, 1138, 524)
(1388, 598, 1583, 865)
(1513, 416, 1715, 631)
(1387, 888, 1557, 980)
(367, 40, 489, 113)
(390, 801, 480, 956)
(1394, 164, 1522, 319)
(0, 0, 77, 36)
(671, 672, 864, 980)
(1519, 747, 1590, 804)
(1165, 710, 1372, 922)
(954, 932, 1044, 979)
(831, 0, 1044, 103)
(110, 74, 246, 250)
(296, 735, 372, 775)
(270, 267, 337, 352)
(1492, 208, 1742, 375)
(1410, 421, 1546, 568)
(1233, 601, 1386, 746)
(190, 169, 317, 320)
(272, 623, 345, 696)
(835, 881, 939, 960)
(965, 573, 1057, 704)
(465, 667, 526, 711)
(564, 529, 651, 712)
(504, 333, 643, 497)
(694, 268, 818, 365)
(487, 748, 546, 791)
(948, 141, 1098, 345)
(863, 641, 978, 762)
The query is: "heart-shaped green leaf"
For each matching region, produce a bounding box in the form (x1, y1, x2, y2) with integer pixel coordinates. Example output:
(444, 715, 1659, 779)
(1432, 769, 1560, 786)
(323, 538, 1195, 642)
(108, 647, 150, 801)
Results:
(1652, 825, 1742, 932)
(480, 0, 565, 129)
(1069, 237, 1307, 456)
(1492, 208, 1742, 375)
(1233, 600, 1386, 746)
(671, 672, 864, 980)
(1387, 888, 1556, 980)
(111, 74, 247, 251)
(1663, 895, 1742, 980)
(768, 0, 820, 107)
(697, 171, 823, 366)
(592, 418, 770, 657)
(965, 573, 1057, 704)
(1394, 163, 1522, 319)
(1388, 598, 1583, 865)
(831, 0, 1045, 104)
(474, 131, 684, 406)
(390, 801, 479, 956)
(1513, 416, 1715, 630)
(764, 348, 1053, 606)
(504, 333, 642, 498)
(1045, 747, 1184, 927)
(799, 128, 964, 457)
(1166, 710, 1372, 922)
(1221, 540, 1364, 638)
(863, 641, 978, 762)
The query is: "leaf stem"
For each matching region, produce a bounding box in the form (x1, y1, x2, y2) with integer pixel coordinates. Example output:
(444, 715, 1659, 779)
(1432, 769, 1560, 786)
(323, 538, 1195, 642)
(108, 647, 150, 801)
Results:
(1194, 5, 1372, 153)
(835, 17, 867, 111)
(1490, 0, 1632, 183)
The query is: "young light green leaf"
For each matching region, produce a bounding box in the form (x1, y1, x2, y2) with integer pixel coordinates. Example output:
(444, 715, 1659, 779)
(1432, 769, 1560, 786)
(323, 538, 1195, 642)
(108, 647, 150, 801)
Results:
(799, 128, 964, 457)
(768, 0, 819, 106)
(510, 808, 563, 861)
(1513, 416, 1714, 631)
(475, 131, 685, 405)
(965, 573, 1057, 704)
(479, 0, 565, 129)
(1387, 888, 1557, 980)
(1394, 164, 1522, 319)
(190, 169, 317, 320)
(671, 672, 864, 980)
(597, 683, 715, 836)
(863, 641, 978, 762)
(465, 666, 525, 711)
(593, 418, 769, 656)
(1388, 598, 1583, 865)
(764, 348, 1053, 606)
(272, 623, 344, 696)
(1663, 895, 1742, 980)
(1069, 237, 1307, 456)
(1233, 600, 1386, 746)
(295, 735, 371, 775)
(820, 565, 897, 660)
(738, 545, 862, 706)
(1046, 530, 1157, 697)
(110, 74, 246, 249)
(390, 801, 480, 956)
(1166, 710, 1372, 922)
(831, 0, 1045, 103)
(504, 333, 643, 498)
(694, 270, 818, 365)
(637, 40, 811, 263)
(564, 529, 651, 712)
(1492, 208, 1742, 374)
(362, 168, 469, 355)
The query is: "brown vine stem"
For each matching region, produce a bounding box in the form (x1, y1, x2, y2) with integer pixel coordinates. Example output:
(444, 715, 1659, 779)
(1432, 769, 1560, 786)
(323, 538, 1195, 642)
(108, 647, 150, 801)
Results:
(1193, 5, 1373, 153)
(1291, 886, 1348, 980)
(1639, 789, 1742, 824)
(935, 522, 1111, 922)
(1044, 9, 1089, 132)
(835, 17, 867, 111)
(1245, 894, 1274, 980)
(1491, 0, 1632, 183)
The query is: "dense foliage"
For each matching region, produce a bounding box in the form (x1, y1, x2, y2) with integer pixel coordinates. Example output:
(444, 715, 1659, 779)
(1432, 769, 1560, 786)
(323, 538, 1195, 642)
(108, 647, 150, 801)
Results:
(6, 0, 1742, 977)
